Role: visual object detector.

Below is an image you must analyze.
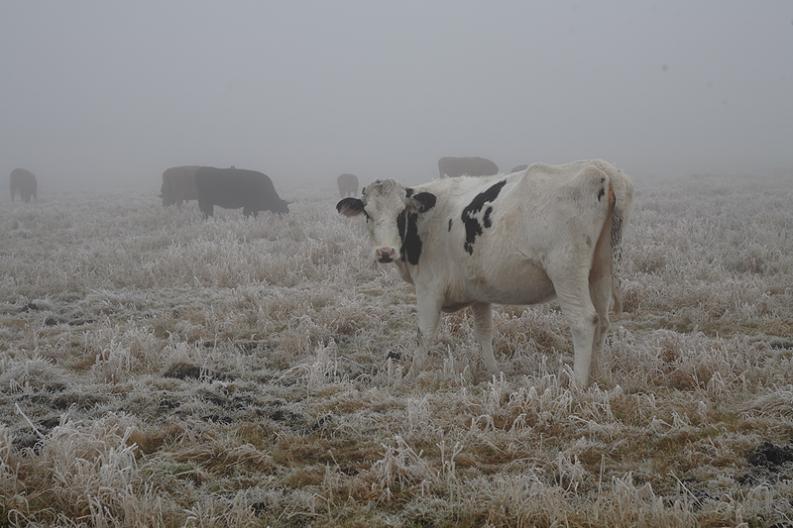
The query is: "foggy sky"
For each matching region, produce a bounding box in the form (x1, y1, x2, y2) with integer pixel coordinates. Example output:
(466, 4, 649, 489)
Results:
(1, 0, 792, 192)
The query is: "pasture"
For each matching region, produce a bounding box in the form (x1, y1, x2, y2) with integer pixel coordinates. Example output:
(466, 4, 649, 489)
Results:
(1, 173, 792, 527)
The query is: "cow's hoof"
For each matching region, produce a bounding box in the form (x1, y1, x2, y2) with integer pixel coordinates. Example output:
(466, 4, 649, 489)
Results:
(571, 377, 590, 389)
(385, 351, 401, 361)
(486, 370, 502, 383)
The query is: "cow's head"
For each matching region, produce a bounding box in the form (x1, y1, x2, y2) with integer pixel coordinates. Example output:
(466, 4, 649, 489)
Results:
(273, 198, 290, 214)
(336, 179, 436, 264)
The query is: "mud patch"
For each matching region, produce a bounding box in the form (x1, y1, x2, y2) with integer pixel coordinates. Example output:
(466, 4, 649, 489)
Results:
(52, 391, 109, 410)
(163, 362, 203, 380)
(739, 441, 793, 486)
(747, 441, 793, 468)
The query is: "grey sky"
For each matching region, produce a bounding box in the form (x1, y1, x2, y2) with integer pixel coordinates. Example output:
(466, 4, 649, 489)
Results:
(1, 0, 791, 192)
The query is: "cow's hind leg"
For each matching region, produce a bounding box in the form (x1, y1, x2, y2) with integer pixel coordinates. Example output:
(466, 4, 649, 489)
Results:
(588, 275, 611, 383)
(471, 302, 499, 377)
(550, 265, 598, 387)
(199, 201, 213, 219)
(406, 295, 442, 379)
(588, 216, 614, 382)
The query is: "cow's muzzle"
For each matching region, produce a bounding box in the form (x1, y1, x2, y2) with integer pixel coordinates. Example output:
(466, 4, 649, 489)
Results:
(375, 246, 398, 263)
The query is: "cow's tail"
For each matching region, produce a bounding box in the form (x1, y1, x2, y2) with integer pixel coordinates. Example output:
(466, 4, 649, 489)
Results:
(603, 163, 633, 314)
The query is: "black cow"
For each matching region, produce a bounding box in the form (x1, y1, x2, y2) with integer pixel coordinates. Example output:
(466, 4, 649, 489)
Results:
(438, 157, 499, 179)
(10, 168, 37, 202)
(337, 173, 359, 198)
(195, 167, 289, 218)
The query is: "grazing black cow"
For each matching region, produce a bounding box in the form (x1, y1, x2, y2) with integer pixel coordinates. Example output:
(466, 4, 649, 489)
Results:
(438, 157, 499, 179)
(9, 169, 37, 202)
(510, 164, 529, 173)
(337, 173, 359, 198)
(161, 166, 200, 206)
(194, 167, 289, 218)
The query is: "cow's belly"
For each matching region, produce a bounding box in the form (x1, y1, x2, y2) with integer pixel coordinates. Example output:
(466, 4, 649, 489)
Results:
(448, 259, 556, 306)
(208, 196, 248, 209)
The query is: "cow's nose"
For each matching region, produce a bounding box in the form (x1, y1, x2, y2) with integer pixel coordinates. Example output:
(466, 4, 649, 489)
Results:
(375, 246, 398, 263)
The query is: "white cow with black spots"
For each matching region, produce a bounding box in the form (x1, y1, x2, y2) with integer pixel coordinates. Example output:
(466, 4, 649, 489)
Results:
(337, 159, 633, 386)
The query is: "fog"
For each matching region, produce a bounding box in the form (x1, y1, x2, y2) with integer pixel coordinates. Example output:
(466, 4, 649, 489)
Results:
(1, 0, 791, 193)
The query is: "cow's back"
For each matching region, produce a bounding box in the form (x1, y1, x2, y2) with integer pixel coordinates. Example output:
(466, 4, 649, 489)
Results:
(417, 161, 623, 304)
(195, 167, 284, 212)
(10, 168, 36, 187)
(439, 157, 499, 178)
(196, 167, 242, 209)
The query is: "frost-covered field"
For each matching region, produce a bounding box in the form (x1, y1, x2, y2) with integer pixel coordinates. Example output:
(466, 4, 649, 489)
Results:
(1, 173, 793, 527)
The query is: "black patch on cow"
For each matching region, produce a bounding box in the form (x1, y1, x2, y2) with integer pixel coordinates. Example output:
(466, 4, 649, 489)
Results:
(397, 210, 422, 265)
(405, 187, 414, 197)
(412, 192, 437, 213)
(597, 187, 605, 201)
(483, 206, 493, 228)
(461, 180, 506, 255)
(448, 219, 453, 231)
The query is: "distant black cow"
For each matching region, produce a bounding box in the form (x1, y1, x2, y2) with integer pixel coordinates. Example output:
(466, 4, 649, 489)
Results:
(510, 164, 529, 173)
(161, 166, 200, 206)
(195, 167, 289, 218)
(337, 173, 359, 198)
(438, 157, 499, 179)
(9, 169, 37, 202)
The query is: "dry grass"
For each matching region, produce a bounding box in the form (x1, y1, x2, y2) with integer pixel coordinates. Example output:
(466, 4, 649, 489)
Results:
(2, 174, 793, 526)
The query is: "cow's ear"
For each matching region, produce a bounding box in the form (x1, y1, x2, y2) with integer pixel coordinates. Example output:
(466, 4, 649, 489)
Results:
(408, 192, 437, 213)
(336, 197, 365, 217)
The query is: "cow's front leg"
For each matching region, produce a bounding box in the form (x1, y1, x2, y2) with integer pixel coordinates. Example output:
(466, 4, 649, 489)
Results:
(471, 302, 499, 377)
(406, 294, 442, 379)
